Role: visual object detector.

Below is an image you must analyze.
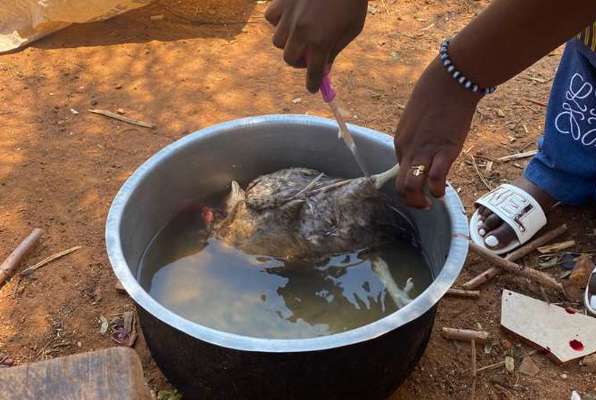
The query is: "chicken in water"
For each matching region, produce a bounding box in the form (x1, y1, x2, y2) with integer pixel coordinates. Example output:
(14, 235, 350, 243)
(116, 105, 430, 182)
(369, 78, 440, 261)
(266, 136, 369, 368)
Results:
(204, 165, 418, 308)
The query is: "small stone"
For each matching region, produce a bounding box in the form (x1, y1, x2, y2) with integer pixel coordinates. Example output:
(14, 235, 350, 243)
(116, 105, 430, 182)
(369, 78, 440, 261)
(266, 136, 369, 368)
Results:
(581, 353, 596, 372)
(70, 108, 79, 115)
(561, 373, 568, 379)
(505, 356, 515, 374)
(115, 83, 123, 90)
(501, 339, 513, 350)
(519, 356, 540, 377)
(150, 14, 164, 21)
(291, 97, 302, 104)
(116, 108, 126, 115)
(77, 341, 82, 348)
(496, 109, 505, 118)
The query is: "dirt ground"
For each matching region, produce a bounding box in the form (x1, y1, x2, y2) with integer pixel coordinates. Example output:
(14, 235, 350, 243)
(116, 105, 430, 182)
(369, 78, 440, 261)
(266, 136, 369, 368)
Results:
(1, 0, 595, 398)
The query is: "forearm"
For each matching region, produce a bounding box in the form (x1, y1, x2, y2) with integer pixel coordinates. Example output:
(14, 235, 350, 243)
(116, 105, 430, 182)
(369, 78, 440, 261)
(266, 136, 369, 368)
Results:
(450, 0, 596, 87)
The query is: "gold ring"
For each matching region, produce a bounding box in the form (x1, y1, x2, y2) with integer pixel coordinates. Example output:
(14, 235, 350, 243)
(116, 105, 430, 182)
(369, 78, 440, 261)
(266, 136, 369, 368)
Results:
(410, 165, 426, 177)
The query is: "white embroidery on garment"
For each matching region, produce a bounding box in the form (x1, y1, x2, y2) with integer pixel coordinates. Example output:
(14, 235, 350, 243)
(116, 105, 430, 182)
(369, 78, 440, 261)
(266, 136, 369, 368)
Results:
(554, 73, 596, 146)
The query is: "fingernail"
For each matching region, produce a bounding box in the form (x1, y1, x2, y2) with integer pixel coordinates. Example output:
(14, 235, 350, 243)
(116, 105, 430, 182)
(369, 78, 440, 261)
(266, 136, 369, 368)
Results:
(478, 228, 486, 236)
(485, 235, 499, 248)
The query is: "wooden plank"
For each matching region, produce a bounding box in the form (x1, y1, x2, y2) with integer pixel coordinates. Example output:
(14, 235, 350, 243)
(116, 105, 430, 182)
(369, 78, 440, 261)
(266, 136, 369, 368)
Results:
(501, 290, 596, 363)
(0, 347, 151, 400)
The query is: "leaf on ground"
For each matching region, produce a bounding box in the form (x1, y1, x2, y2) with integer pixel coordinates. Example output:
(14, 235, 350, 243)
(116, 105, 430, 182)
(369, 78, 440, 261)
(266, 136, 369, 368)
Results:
(110, 311, 137, 347)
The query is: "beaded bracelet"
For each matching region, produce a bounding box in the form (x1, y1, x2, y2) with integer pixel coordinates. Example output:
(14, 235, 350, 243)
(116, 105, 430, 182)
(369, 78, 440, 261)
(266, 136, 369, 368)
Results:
(439, 40, 496, 95)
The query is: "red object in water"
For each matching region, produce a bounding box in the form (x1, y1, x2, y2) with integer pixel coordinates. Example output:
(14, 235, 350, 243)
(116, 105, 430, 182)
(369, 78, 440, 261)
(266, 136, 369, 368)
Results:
(569, 339, 584, 351)
(201, 206, 215, 226)
(565, 307, 577, 314)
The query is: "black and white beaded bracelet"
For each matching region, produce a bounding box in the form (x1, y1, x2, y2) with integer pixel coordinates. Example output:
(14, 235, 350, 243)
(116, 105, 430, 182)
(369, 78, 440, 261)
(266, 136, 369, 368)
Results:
(439, 40, 496, 95)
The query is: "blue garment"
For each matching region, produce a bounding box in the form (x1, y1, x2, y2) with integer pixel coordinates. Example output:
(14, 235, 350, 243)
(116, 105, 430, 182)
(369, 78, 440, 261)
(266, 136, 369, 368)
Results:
(525, 39, 596, 204)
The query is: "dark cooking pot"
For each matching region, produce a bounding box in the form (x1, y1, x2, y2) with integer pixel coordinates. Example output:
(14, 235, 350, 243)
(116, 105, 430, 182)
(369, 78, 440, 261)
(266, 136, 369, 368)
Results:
(106, 115, 469, 400)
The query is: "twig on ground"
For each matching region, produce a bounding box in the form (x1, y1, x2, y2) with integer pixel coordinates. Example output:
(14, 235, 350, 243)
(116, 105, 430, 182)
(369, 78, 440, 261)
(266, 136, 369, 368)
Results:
(463, 224, 568, 290)
(20, 246, 82, 276)
(525, 98, 548, 107)
(469, 155, 492, 190)
(468, 242, 565, 294)
(470, 339, 477, 400)
(442, 327, 489, 342)
(446, 289, 481, 299)
(537, 240, 575, 254)
(89, 109, 155, 129)
(497, 149, 538, 162)
(477, 350, 538, 373)
(471, 339, 477, 376)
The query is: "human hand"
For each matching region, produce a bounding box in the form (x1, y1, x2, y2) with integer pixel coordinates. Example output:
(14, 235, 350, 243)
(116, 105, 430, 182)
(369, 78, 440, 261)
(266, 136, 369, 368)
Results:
(265, 0, 368, 93)
(394, 58, 482, 208)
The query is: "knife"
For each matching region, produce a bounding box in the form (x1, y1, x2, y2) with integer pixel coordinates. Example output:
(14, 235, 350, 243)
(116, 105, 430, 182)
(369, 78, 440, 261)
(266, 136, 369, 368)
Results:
(319, 73, 371, 177)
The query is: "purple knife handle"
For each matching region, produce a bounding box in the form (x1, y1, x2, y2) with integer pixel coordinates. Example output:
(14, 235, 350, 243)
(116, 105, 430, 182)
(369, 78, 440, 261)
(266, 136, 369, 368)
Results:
(320, 73, 336, 103)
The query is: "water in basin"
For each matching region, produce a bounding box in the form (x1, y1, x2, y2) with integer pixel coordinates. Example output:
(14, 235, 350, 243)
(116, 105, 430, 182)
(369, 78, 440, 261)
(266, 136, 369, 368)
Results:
(139, 208, 432, 339)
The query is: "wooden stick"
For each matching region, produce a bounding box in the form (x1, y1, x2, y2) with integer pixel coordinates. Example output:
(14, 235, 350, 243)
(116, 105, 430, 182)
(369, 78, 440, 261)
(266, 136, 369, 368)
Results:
(463, 224, 568, 290)
(0, 229, 43, 285)
(470, 339, 477, 400)
(476, 350, 538, 373)
(469, 242, 565, 293)
(505, 224, 568, 261)
(89, 109, 156, 129)
(476, 360, 505, 373)
(442, 327, 489, 342)
(462, 268, 501, 290)
(471, 339, 477, 377)
(20, 246, 82, 276)
(446, 288, 481, 299)
(497, 149, 538, 162)
(525, 98, 548, 107)
(537, 240, 575, 254)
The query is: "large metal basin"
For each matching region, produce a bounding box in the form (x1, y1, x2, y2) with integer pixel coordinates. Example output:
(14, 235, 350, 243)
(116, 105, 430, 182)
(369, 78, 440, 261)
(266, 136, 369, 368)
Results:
(106, 115, 469, 400)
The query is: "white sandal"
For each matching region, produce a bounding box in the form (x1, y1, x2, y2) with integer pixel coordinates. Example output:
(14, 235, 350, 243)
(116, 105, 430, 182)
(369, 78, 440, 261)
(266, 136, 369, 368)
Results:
(586, 267, 596, 316)
(469, 184, 547, 255)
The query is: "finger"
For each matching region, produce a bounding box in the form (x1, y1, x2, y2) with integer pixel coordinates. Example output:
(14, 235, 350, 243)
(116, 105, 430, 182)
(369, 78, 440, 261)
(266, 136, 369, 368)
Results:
(283, 33, 307, 68)
(398, 158, 433, 209)
(306, 49, 328, 93)
(272, 12, 291, 49)
(265, 0, 283, 26)
(427, 152, 453, 198)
